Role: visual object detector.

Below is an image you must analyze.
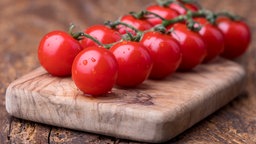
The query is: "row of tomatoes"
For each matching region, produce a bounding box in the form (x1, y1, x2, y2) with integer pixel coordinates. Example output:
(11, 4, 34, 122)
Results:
(38, 1, 251, 96)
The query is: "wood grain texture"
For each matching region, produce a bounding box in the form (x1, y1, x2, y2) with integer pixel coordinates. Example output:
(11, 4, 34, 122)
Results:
(6, 58, 245, 143)
(1, 0, 256, 143)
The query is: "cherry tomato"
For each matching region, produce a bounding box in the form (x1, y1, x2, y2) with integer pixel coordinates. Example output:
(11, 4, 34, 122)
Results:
(72, 46, 118, 96)
(38, 31, 82, 77)
(146, 5, 179, 26)
(169, 23, 207, 71)
(110, 41, 153, 87)
(140, 31, 182, 79)
(80, 25, 122, 49)
(169, 2, 199, 15)
(216, 17, 251, 59)
(117, 15, 153, 35)
(194, 17, 225, 62)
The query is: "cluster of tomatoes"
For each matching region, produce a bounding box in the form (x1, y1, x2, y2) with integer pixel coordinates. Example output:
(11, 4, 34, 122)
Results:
(38, 0, 251, 96)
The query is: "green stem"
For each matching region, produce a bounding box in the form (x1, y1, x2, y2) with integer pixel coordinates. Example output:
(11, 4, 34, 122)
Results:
(143, 11, 166, 21)
(104, 40, 122, 49)
(105, 20, 144, 42)
(186, 11, 202, 31)
(130, 10, 165, 21)
(76, 32, 122, 49)
(157, 0, 175, 7)
(162, 15, 186, 27)
(105, 21, 141, 33)
(180, 0, 202, 9)
(162, 10, 210, 27)
(69, 24, 107, 47)
(68, 23, 76, 36)
(180, 0, 199, 4)
(78, 33, 103, 46)
(130, 11, 144, 19)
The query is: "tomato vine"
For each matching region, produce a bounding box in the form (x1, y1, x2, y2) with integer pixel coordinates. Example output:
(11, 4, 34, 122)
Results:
(37, 0, 251, 96)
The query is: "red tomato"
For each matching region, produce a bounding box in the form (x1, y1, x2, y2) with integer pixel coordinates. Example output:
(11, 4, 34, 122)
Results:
(118, 15, 152, 35)
(169, 23, 207, 71)
(72, 46, 118, 96)
(169, 2, 198, 15)
(110, 41, 153, 87)
(38, 31, 82, 77)
(194, 17, 225, 62)
(80, 25, 122, 49)
(117, 15, 153, 35)
(140, 31, 182, 79)
(217, 17, 251, 59)
(146, 5, 179, 26)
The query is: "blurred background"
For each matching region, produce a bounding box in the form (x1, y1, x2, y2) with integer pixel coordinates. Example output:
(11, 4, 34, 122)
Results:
(0, 0, 255, 143)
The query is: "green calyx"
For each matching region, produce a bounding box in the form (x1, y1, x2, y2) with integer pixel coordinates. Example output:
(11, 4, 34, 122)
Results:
(130, 11, 165, 21)
(69, 24, 110, 48)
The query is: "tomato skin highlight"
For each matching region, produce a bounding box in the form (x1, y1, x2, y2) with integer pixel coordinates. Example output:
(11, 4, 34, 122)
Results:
(146, 5, 179, 26)
(140, 31, 182, 79)
(217, 17, 251, 59)
(80, 25, 122, 49)
(38, 31, 82, 77)
(170, 23, 207, 71)
(169, 2, 198, 15)
(72, 46, 118, 96)
(194, 18, 225, 63)
(118, 15, 153, 35)
(110, 41, 153, 87)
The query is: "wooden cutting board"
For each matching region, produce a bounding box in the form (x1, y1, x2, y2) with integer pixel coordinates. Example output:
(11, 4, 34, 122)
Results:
(5, 58, 246, 143)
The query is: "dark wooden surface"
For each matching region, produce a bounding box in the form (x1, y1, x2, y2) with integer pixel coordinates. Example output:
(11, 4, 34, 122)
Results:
(1, 0, 255, 143)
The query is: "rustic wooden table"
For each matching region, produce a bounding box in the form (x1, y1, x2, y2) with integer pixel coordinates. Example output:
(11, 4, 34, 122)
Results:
(1, 0, 255, 143)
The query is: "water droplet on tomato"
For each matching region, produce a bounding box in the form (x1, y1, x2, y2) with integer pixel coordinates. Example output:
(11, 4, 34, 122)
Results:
(91, 57, 96, 62)
(83, 60, 88, 65)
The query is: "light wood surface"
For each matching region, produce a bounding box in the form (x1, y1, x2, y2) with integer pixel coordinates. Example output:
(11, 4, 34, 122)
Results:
(6, 58, 245, 143)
